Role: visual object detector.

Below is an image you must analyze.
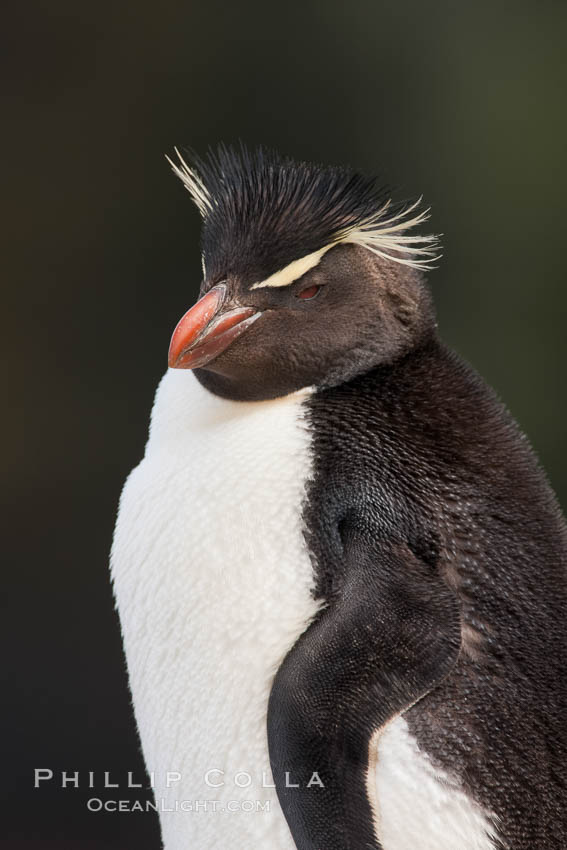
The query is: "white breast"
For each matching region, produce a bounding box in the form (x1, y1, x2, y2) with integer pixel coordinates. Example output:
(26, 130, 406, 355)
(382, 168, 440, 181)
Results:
(375, 717, 498, 850)
(111, 369, 319, 850)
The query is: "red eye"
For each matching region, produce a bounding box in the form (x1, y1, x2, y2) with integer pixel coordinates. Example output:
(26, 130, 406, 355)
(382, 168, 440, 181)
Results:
(297, 284, 321, 300)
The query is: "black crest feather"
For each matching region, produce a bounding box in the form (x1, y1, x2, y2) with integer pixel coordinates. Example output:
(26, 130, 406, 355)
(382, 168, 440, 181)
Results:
(168, 144, 439, 284)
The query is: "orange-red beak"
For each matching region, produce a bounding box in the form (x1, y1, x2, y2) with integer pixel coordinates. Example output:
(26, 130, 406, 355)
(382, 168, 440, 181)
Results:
(168, 284, 262, 370)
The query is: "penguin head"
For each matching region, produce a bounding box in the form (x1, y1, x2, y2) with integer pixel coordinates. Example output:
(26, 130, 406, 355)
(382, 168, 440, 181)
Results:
(167, 145, 440, 401)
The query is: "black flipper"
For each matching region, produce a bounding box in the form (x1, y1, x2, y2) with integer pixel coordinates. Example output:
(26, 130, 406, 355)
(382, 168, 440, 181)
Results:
(268, 526, 461, 850)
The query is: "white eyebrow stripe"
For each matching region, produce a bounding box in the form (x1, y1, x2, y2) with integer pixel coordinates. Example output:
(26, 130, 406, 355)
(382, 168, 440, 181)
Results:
(249, 244, 335, 290)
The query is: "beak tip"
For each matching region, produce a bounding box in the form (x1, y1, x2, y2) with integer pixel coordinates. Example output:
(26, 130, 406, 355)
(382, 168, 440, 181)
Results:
(167, 338, 178, 368)
(167, 337, 182, 369)
(167, 341, 190, 370)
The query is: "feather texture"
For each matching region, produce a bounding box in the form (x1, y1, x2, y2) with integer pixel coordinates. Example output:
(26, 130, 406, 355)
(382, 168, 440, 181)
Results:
(167, 144, 440, 281)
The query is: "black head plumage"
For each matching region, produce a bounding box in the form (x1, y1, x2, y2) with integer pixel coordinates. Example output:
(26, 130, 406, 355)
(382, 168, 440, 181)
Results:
(168, 143, 439, 285)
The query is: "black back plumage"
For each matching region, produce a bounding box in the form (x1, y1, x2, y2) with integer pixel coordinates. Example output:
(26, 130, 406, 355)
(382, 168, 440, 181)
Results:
(270, 339, 567, 849)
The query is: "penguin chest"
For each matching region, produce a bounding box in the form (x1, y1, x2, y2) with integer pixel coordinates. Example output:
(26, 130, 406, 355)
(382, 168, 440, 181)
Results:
(111, 370, 319, 849)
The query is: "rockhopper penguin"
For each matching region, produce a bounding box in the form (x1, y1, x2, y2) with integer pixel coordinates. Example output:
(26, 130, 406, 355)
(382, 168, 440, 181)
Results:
(111, 145, 567, 850)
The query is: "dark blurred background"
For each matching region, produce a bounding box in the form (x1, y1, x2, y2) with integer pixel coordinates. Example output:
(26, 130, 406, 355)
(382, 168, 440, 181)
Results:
(3, 1, 566, 847)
